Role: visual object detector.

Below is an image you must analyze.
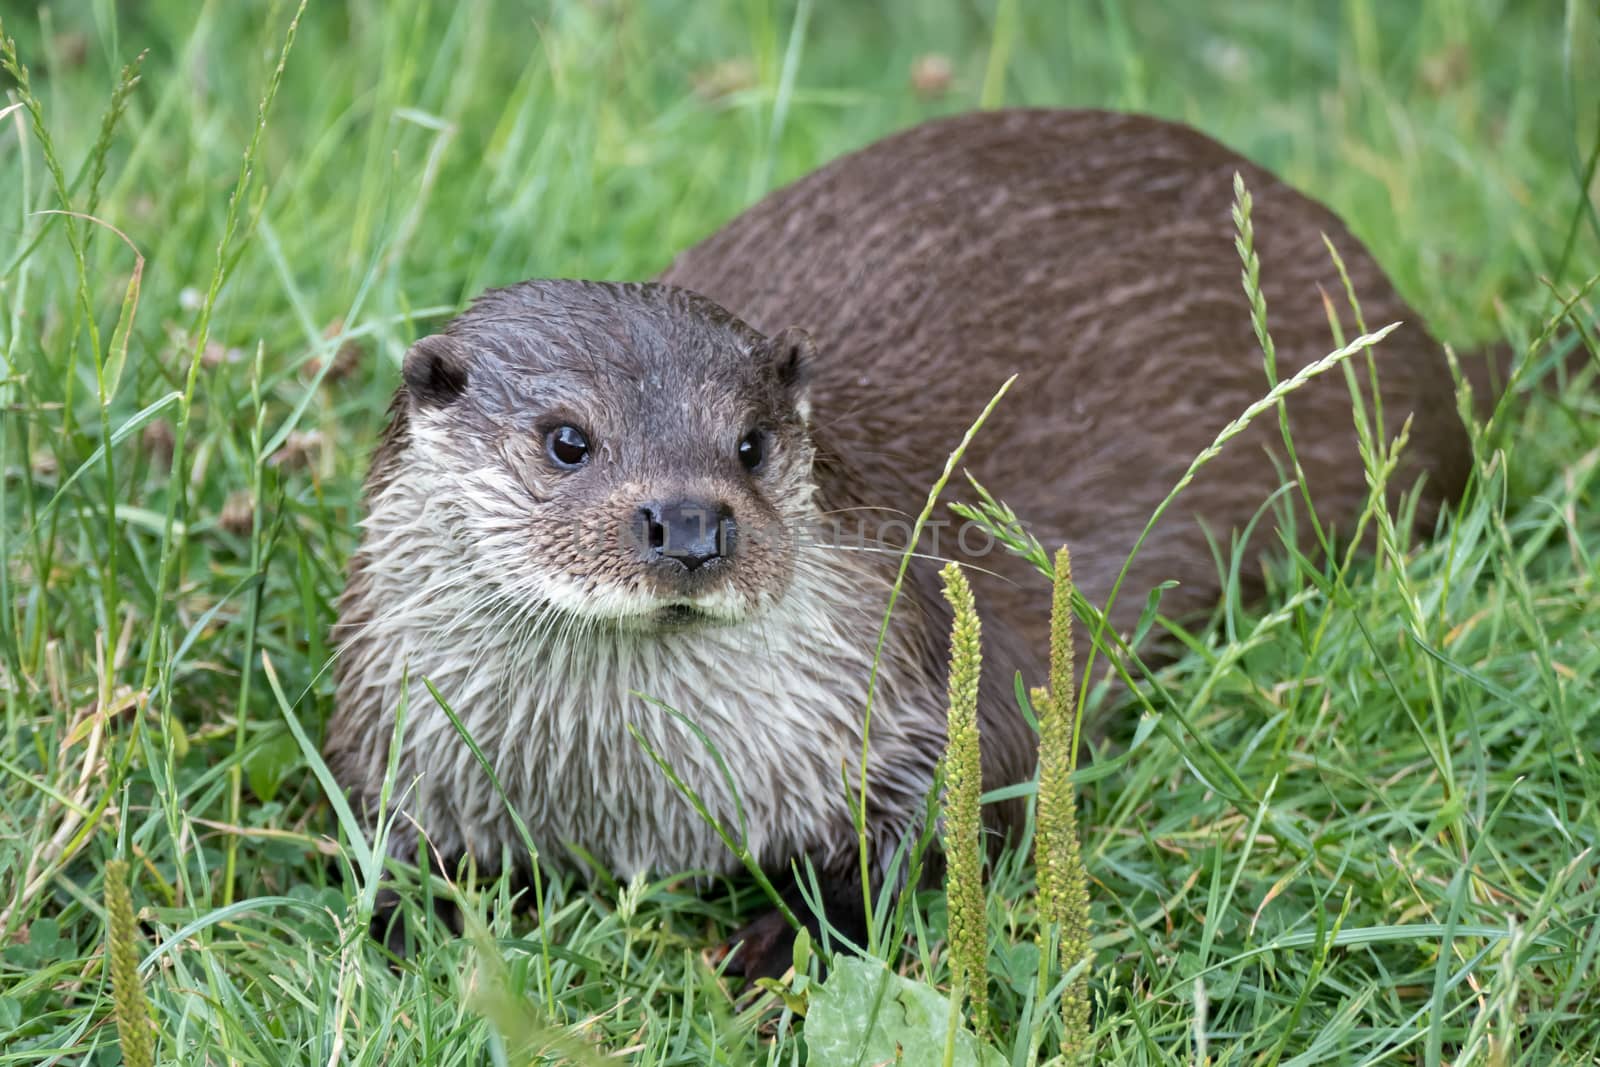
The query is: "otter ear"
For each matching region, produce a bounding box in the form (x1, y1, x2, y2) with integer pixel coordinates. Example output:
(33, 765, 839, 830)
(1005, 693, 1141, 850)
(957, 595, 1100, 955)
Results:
(402, 334, 470, 408)
(760, 326, 815, 401)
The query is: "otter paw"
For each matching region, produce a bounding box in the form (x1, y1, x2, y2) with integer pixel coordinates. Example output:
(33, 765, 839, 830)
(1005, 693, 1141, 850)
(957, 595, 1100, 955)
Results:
(722, 907, 801, 982)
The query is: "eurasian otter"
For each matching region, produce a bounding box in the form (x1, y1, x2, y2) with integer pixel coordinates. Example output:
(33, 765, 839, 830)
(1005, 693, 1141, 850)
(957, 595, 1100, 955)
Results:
(328, 109, 1480, 977)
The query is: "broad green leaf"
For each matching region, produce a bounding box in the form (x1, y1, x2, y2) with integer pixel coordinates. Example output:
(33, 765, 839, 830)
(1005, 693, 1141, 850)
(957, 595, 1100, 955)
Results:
(804, 957, 1004, 1067)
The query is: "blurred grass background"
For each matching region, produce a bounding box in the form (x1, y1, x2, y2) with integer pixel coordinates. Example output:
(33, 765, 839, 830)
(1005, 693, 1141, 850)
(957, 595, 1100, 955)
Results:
(1, 0, 1597, 1063)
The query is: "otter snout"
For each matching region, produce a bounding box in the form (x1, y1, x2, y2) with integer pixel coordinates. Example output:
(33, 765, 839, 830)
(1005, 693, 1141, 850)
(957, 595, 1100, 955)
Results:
(636, 499, 737, 573)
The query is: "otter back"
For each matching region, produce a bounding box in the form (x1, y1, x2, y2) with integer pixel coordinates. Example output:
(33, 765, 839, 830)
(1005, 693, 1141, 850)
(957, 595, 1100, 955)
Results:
(660, 107, 1470, 662)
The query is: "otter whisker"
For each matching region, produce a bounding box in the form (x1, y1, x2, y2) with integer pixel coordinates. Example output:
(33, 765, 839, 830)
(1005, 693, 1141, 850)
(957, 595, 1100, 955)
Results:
(798, 543, 1020, 586)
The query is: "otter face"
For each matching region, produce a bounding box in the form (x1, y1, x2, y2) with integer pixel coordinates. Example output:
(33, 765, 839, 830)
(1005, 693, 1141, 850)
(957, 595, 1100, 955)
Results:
(393, 280, 817, 631)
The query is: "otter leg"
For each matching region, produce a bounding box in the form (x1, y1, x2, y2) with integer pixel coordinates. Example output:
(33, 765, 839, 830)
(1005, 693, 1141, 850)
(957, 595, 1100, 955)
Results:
(370, 882, 463, 957)
(722, 862, 871, 982)
(363, 823, 465, 958)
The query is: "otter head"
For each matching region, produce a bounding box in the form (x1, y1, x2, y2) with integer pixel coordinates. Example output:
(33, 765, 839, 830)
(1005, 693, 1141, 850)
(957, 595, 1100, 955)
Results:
(397, 280, 816, 632)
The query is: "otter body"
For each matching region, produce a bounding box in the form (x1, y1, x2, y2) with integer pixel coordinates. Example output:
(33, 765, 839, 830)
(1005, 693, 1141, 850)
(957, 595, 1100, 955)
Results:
(330, 110, 1472, 972)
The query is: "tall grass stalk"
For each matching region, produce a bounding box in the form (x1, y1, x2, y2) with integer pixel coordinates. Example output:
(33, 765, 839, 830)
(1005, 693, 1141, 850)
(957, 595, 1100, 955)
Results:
(104, 858, 155, 1067)
(938, 561, 989, 1048)
(1031, 547, 1092, 1064)
(855, 376, 1014, 949)
(138, 1, 307, 695)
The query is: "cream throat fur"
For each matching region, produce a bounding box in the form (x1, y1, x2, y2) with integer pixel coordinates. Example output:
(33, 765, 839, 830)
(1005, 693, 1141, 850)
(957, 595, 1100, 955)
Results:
(333, 455, 942, 879)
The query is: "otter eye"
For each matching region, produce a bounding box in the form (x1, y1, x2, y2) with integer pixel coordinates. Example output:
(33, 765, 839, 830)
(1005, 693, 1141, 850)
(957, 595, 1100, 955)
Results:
(546, 425, 590, 469)
(738, 429, 766, 472)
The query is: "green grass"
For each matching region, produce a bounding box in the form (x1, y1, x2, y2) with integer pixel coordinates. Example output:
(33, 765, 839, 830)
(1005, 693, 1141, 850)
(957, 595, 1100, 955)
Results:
(2, 0, 1599, 1062)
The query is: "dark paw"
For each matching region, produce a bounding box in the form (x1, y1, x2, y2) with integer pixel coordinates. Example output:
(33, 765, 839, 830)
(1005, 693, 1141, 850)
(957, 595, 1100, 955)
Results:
(370, 886, 462, 959)
(721, 866, 875, 984)
(722, 906, 800, 982)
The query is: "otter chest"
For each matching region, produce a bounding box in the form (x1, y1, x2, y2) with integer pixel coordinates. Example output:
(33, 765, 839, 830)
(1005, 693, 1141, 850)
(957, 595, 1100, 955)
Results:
(377, 596, 939, 877)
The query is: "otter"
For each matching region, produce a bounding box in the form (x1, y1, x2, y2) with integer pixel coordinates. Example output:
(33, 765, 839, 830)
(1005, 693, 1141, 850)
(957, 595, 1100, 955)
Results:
(328, 109, 1480, 977)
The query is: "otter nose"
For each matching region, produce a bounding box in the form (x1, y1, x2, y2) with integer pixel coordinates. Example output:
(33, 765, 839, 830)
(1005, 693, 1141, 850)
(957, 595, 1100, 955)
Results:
(638, 500, 736, 571)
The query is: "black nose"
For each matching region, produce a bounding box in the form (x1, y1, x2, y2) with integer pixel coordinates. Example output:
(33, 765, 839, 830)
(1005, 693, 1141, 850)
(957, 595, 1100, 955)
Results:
(637, 500, 736, 571)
